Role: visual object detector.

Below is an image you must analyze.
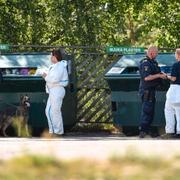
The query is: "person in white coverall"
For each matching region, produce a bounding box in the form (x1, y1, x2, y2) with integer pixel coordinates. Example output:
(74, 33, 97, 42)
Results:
(42, 49, 68, 136)
(163, 48, 180, 139)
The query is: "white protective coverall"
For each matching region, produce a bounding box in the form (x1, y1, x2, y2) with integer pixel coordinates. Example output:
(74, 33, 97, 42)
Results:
(45, 60, 68, 134)
(165, 84, 180, 134)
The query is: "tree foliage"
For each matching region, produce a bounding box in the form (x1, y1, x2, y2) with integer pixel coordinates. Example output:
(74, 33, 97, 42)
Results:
(0, 0, 179, 47)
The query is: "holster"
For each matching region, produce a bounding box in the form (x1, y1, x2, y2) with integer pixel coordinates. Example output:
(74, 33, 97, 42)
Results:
(143, 90, 155, 102)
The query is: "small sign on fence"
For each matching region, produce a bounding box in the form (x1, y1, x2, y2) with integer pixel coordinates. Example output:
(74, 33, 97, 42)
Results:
(0, 44, 10, 50)
(106, 46, 144, 54)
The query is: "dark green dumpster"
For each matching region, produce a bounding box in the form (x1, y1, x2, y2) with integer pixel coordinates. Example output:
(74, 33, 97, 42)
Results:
(105, 53, 176, 134)
(0, 52, 77, 136)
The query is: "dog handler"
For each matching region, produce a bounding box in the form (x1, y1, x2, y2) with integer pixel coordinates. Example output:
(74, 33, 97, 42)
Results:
(164, 48, 180, 138)
(42, 49, 68, 136)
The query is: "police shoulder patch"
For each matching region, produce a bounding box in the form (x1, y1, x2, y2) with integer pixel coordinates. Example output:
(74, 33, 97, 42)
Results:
(144, 66, 149, 71)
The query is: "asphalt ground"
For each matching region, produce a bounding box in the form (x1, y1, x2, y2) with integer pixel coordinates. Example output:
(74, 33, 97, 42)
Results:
(1, 134, 180, 160)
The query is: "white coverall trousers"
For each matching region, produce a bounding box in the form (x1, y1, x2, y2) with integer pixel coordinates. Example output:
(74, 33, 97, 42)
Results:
(165, 84, 180, 134)
(45, 86, 65, 135)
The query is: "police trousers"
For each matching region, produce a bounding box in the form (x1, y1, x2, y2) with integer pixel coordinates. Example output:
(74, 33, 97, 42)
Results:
(140, 90, 156, 133)
(45, 86, 65, 135)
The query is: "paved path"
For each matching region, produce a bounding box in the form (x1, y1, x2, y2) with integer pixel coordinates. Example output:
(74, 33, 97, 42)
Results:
(1, 135, 180, 160)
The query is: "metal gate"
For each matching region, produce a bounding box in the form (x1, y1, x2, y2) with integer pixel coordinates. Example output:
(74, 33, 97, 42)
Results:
(73, 47, 122, 124)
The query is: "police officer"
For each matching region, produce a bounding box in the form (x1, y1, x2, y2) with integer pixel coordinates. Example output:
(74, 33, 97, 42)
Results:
(139, 46, 166, 138)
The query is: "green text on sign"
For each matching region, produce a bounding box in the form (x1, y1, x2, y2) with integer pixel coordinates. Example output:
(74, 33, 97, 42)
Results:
(106, 46, 144, 54)
(0, 44, 10, 50)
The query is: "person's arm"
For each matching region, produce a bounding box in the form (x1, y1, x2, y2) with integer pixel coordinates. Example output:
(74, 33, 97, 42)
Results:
(168, 63, 177, 82)
(45, 63, 65, 83)
(167, 75, 176, 81)
(42, 72, 47, 78)
(144, 72, 167, 81)
(140, 62, 167, 81)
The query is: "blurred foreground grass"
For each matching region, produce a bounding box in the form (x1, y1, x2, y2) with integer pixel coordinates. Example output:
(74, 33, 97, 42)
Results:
(0, 153, 180, 180)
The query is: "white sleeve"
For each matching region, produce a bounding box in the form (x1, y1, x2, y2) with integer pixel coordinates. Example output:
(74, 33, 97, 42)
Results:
(45, 61, 69, 86)
(45, 63, 64, 83)
(59, 66, 69, 87)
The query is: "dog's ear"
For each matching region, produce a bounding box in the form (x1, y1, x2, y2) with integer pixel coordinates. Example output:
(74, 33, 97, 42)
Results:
(25, 94, 30, 100)
(20, 95, 23, 100)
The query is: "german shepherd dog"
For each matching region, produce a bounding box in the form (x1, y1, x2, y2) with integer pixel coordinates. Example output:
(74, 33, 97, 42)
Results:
(0, 95, 30, 137)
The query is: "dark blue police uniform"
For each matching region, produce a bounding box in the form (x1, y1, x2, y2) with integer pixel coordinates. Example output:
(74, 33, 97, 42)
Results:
(171, 61, 180, 85)
(139, 56, 162, 134)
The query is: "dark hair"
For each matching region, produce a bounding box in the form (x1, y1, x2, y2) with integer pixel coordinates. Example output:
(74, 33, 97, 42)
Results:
(52, 49, 62, 61)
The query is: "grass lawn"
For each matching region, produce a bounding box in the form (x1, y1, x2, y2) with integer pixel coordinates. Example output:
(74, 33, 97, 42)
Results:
(0, 152, 180, 180)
